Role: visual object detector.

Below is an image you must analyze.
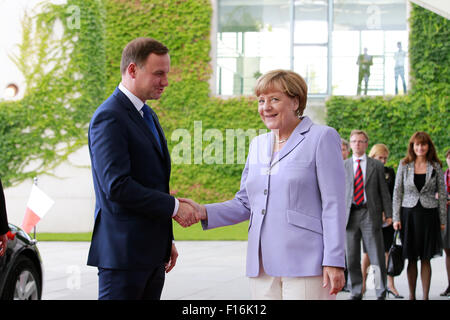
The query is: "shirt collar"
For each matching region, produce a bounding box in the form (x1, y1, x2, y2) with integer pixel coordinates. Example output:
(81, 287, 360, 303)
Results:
(352, 154, 366, 162)
(118, 83, 145, 112)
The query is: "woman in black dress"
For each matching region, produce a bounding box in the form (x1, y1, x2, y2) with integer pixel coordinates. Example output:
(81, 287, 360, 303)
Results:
(393, 132, 447, 300)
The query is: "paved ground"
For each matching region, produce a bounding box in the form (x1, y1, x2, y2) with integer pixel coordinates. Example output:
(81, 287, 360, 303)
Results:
(38, 241, 449, 300)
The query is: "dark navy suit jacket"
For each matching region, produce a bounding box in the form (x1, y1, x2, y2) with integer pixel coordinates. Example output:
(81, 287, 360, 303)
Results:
(87, 87, 174, 270)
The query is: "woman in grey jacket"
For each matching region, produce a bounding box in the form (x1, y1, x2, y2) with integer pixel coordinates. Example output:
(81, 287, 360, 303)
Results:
(393, 131, 447, 300)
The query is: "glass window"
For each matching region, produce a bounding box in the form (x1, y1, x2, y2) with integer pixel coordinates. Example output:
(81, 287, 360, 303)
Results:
(361, 30, 385, 95)
(334, 0, 407, 31)
(331, 0, 407, 95)
(294, 46, 327, 94)
(331, 30, 359, 95)
(384, 31, 409, 95)
(294, 0, 328, 44)
(293, 0, 329, 94)
(217, 0, 291, 96)
(216, 0, 408, 97)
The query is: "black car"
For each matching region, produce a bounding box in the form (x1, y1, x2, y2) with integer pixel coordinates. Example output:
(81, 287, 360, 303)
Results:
(0, 224, 43, 300)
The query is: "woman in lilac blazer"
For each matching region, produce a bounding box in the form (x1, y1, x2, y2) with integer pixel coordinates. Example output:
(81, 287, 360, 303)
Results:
(183, 70, 346, 299)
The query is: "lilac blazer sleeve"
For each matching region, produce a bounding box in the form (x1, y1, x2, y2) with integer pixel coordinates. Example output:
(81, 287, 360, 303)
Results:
(315, 128, 347, 268)
(202, 156, 251, 229)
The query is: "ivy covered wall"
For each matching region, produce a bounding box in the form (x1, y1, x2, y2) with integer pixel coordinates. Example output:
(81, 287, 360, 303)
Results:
(326, 4, 449, 168)
(0, 0, 262, 214)
(0, 0, 106, 186)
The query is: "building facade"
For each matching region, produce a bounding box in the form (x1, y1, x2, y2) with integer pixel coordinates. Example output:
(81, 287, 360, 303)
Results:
(215, 0, 409, 97)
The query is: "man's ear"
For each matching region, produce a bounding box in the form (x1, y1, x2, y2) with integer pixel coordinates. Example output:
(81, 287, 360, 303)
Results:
(127, 63, 138, 79)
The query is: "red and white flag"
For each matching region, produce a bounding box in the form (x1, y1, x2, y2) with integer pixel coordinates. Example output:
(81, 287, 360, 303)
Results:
(21, 184, 55, 233)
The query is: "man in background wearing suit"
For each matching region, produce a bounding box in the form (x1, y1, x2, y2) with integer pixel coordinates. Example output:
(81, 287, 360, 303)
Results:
(344, 130, 392, 300)
(87, 37, 198, 300)
(0, 178, 9, 258)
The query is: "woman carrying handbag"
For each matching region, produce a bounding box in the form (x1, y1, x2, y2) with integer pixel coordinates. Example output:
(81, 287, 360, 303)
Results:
(392, 132, 447, 300)
(387, 230, 404, 278)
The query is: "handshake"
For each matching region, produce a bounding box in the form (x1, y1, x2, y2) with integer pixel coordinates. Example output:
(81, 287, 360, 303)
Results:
(173, 198, 207, 228)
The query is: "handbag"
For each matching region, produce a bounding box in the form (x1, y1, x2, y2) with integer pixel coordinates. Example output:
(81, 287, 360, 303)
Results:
(387, 230, 404, 277)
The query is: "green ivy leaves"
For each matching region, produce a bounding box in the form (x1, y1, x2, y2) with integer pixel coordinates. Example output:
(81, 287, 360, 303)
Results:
(0, 0, 106, 186)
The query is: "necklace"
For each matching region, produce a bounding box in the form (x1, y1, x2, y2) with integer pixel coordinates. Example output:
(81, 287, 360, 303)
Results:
(278, 139, 287, 144)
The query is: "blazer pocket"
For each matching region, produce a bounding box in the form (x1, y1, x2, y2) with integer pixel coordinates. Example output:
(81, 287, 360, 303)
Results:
(285, 161, 313, 168)
(286, 209, 323, 235)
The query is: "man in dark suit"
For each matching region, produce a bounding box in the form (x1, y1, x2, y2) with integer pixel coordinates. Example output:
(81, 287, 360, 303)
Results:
(0, 178, 9, 258)
(344, 130, 392, 300)
(87, 37, 198, 300)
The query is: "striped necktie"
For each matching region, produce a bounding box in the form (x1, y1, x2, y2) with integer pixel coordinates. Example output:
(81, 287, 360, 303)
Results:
(353, 159, 364, 205)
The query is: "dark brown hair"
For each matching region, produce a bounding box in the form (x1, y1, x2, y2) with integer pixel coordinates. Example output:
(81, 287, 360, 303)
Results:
(120, 37, 169, 75)
(402, 131, 442, 166)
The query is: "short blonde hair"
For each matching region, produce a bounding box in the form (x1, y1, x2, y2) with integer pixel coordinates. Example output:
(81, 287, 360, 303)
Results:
(254, 69, 308, 117)
(349, 130, 369, 143)
(369, 143, 389, 158)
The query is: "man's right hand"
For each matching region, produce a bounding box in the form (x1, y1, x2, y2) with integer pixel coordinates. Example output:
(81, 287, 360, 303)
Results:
(178, 198, 207, 221)
(173, 201, 199, 228)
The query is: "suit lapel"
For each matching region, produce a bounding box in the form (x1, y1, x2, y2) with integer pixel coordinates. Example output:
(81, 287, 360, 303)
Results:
(406, 162, 415, 190)
(347, 159, 354, 178)
(112, 88, 166, 160)
(423, 161, 434, 190)
(149, 107, 171, 170)
(408, 161, 433, 192)
(270, 116, 312, 168)
(266, 131, 275, 165)
(345, 159, 354, 191)
(365, 157, 375, 186)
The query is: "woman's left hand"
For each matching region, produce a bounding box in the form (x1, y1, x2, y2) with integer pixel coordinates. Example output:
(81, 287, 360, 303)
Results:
(322, 266, 345, 295)
(441, 224, 446, 231)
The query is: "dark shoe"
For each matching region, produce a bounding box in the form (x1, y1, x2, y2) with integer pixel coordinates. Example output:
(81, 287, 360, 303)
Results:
(348, 295, 362, 300)
(377, 296, 386, 300)
(440, 287, 450, 297)
(387, 289, 404, 299)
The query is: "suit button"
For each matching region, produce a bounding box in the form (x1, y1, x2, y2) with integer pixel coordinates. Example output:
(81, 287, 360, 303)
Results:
(264, 189, 268, 195)
(261, 209, 266, 215)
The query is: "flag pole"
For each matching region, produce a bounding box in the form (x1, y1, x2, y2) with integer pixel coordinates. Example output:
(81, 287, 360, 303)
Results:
(33, 176, 38, 240)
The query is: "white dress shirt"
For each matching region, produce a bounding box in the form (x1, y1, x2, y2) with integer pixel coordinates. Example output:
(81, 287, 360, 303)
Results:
(118, 83, 179, 218)
(352, 154, 367, 204)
